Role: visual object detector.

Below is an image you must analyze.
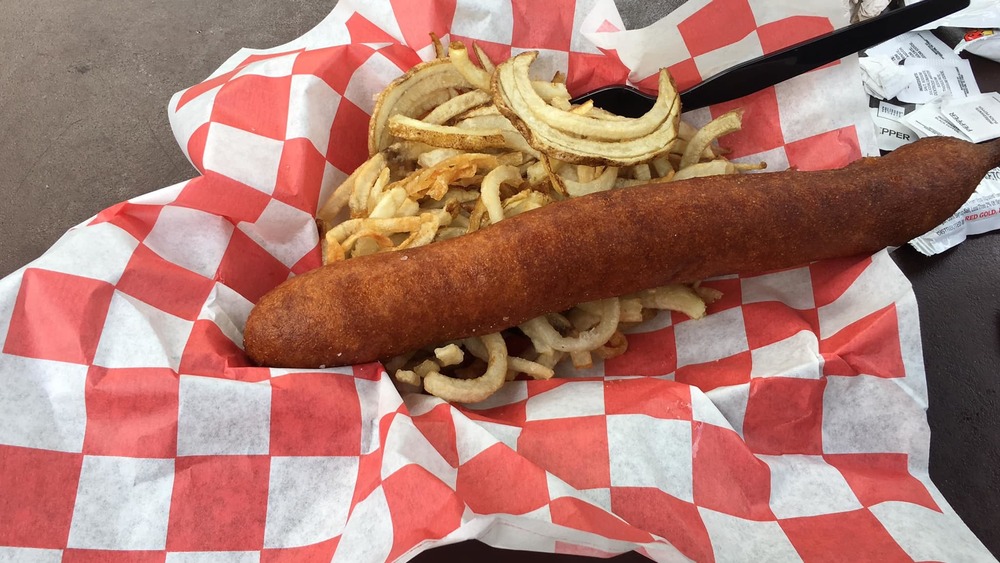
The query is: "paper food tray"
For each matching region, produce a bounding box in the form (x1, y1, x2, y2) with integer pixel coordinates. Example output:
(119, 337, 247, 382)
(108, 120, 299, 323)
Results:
(0, 0, 992, 561)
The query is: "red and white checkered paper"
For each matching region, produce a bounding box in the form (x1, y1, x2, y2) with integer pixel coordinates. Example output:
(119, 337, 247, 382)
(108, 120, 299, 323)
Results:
(0, 0, 993, 561)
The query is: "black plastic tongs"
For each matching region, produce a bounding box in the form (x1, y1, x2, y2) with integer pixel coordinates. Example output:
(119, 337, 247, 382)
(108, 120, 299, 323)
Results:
(571, 0, 970, 116)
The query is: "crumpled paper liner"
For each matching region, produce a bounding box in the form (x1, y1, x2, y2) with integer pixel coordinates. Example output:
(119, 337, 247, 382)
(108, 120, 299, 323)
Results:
(0, 0, 992, 561)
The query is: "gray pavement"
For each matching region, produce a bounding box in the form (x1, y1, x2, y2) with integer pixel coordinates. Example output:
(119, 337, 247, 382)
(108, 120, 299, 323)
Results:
(0, 0, 334, 277)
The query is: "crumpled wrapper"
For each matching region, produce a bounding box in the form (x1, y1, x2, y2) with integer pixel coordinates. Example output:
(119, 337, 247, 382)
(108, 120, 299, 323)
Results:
(0, 0, 993, 561)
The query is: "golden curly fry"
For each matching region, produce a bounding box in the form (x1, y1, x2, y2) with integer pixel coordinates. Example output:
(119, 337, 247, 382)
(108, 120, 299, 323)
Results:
(318, 40, 751, 402)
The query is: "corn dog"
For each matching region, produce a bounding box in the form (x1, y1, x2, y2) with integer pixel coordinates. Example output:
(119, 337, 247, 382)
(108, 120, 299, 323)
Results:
(244, 137, 1000, 368)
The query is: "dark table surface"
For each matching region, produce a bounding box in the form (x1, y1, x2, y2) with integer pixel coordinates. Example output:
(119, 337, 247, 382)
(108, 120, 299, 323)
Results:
(1, 1, 997, 560)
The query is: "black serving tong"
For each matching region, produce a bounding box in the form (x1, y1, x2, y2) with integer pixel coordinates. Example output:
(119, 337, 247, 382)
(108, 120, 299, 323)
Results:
(570, 0, 969, 116)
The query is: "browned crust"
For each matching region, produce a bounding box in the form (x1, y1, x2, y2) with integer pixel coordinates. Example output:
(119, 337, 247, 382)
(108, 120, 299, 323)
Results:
(244, 137, 1000, 368)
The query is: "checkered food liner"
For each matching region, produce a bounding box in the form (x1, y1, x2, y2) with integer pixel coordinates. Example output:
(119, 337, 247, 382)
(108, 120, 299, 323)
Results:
(0, 0, 993, 561)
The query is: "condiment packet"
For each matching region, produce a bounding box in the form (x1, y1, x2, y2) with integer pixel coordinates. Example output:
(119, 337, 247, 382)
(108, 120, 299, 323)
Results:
(864, 30, 955, 62)
(940, 92, 1000, 142)
(906, 0, 1000, 31)
(901, 96, 975, 139)
(859, 30, 999, 254)
(869, 99, 921, 150)
(897, 92, 1000, 142)
(954, 28, 1000, 63)
(895, 57, 980, 103)
(859, 56, 911, 99)
(860, 31, 979, 104)
(911, 166, 1000, 254)
(863, 29, 984, 139)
